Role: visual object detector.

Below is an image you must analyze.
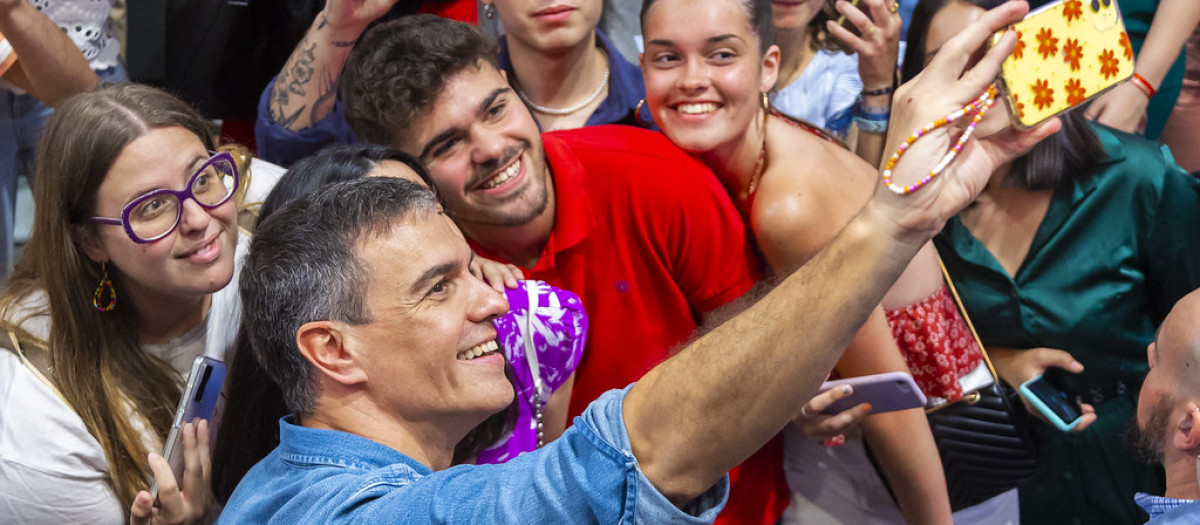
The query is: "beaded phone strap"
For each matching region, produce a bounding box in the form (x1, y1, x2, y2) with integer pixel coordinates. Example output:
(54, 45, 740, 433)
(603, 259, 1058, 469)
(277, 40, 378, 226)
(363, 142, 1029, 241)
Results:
(881, 85, 998, 195)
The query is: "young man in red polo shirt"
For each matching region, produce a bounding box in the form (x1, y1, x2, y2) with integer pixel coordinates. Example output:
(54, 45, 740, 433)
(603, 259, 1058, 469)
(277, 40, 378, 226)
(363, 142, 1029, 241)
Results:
(338, 15, 787, 525)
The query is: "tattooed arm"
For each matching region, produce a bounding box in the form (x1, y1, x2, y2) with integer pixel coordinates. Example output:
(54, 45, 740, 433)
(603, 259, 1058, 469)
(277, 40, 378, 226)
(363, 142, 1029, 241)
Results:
(269, 0, 400, 131)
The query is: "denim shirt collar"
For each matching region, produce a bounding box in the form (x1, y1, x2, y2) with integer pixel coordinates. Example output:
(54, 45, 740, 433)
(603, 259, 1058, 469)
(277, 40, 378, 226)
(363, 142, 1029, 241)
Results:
(1135, 492, 1196, 520)
(497, 29, 646, 128)
(275, 415, 432, 475)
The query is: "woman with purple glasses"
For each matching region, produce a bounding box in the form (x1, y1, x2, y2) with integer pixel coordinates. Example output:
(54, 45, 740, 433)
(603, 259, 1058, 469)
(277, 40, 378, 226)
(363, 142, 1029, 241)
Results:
(0, 83, 253, 524)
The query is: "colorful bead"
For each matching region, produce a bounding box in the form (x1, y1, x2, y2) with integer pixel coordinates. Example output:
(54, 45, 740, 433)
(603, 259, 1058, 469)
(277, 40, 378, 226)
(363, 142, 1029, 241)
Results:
(881, 85, 997, 196)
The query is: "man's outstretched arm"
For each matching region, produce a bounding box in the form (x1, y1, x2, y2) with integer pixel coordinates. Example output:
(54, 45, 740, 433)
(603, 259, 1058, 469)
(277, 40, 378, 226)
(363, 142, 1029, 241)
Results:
(623, 0, 1060, 507)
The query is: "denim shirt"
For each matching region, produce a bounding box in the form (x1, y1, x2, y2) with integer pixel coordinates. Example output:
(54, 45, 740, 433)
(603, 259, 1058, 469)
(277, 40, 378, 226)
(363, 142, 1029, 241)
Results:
(254, 30, 647, 167)
(1137, 493, 1200, 524)
(219, 387, 728, 523)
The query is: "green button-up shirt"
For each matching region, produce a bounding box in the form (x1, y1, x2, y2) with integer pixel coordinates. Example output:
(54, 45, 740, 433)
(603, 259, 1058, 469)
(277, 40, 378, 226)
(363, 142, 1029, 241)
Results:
(935, 125, 1199, 524)
(936, 125, 1200, 394)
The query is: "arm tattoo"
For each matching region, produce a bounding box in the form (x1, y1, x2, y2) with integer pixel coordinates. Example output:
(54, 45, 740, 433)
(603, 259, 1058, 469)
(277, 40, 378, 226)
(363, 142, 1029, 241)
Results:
(269, 38, 318, 127)
(276, 105, 306, 128)
(269, 79, 291, 123)
(317, 15, 329, 30)
(331, 40, 355, 47)
(311, 69, 339, 124)
(286, 42, 318, 97)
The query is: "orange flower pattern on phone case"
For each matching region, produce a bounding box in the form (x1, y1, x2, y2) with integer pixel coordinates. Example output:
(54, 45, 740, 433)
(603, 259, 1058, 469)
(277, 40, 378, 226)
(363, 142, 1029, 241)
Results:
(996, 0, 1135, 128)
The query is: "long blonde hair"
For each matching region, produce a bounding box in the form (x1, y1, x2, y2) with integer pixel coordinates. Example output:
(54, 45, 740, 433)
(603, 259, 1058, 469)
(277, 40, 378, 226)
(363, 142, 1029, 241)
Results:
(0, 83, 219, 510)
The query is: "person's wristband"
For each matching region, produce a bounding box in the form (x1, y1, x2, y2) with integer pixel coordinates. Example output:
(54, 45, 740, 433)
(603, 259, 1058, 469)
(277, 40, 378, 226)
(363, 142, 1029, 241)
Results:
(854, 115, 889, 133)
(862, 85, 895, 97)
(1130, 73, 1156, 99)
(863, 69, 901, 98)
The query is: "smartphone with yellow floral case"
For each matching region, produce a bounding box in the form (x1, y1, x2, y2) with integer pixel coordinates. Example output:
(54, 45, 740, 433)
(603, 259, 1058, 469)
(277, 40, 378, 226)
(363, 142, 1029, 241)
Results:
(994, 0, 1135, 129)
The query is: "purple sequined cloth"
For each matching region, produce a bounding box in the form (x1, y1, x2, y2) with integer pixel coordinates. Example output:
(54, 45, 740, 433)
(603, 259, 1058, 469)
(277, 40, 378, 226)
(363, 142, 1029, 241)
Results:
(475, 280, 587, 464)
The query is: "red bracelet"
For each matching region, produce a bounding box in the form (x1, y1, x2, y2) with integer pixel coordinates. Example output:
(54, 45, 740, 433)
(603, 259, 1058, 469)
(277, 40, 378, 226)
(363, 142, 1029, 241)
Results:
(1130, 73, 1157, 99)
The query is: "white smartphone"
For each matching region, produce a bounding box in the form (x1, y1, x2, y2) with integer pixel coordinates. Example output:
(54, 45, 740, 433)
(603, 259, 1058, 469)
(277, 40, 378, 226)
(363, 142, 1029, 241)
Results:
(151, 356, 225, 500)
(817, 371, 927, 415)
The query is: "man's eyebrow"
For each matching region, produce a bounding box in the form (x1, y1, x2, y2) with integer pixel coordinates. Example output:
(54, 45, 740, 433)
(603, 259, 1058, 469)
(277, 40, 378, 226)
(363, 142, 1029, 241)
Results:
(418, 88, 511, 160)
(706, 34, 740, 45)
(409, 260, 459, 295)
(646, 34, 741, 49)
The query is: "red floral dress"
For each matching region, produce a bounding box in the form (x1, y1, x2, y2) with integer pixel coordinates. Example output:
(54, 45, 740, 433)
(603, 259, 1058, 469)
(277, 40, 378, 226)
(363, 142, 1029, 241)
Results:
(884, 286, 984, 402)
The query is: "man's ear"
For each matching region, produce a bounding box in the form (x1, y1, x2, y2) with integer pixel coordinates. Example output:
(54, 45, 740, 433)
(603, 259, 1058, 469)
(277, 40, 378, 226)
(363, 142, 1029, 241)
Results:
(1177, 402, 1200, 453)
(71, 225, 108, 264)
(296, 321, 369, 386)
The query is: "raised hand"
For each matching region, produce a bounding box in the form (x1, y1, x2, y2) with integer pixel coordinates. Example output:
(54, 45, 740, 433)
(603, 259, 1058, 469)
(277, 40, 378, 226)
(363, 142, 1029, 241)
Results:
(867, 1, 1060, 245)
(269, 0, 402, 131)
(826, 0, 902, 94)
(320, 0, 403, 37)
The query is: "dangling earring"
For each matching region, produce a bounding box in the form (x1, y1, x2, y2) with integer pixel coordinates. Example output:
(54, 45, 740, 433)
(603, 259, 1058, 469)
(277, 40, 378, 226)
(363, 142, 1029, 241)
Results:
(634, 99, 651, 127)
(483, 3, 496, 19)
(93, 262, 116, 312)
(762, 92, 771, 112)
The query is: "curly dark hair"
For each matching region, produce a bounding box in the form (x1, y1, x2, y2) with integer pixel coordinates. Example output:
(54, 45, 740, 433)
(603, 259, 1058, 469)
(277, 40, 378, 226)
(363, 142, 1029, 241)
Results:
(342, 14, 499, 146)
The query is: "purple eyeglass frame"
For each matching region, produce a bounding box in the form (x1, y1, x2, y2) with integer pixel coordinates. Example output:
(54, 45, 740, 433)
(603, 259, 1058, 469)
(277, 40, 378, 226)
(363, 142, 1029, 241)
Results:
(89, 151, 241, 244)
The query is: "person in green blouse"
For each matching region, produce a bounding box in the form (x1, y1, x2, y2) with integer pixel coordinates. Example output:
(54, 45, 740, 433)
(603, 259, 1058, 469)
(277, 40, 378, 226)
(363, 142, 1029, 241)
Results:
(903, 1, 1200, 523)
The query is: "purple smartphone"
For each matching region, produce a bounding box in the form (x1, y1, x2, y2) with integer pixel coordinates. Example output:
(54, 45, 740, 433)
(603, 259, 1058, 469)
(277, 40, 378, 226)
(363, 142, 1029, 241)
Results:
(817, 371, 927, 415)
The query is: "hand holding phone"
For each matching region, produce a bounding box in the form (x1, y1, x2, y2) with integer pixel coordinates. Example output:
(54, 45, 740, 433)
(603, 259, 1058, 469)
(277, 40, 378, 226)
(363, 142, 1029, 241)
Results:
(817, 371, 927, 415)
(151, 356, 225, 500)
(994, 0, 1134, 128)
(826, 0, 866, 37)
(1019, 374, 1085, 432)
(795, 382, 872, 440)
(131, 419, 213, 525)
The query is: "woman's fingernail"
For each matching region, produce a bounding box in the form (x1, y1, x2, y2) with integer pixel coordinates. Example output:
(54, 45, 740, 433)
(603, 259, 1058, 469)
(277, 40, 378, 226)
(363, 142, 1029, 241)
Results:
(863, 403, 874, 413)
(842, 385, 853, 394)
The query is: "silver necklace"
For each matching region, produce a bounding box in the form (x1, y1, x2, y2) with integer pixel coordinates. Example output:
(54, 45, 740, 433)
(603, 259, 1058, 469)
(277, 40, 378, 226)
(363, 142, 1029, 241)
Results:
(514, 67, 610, 116)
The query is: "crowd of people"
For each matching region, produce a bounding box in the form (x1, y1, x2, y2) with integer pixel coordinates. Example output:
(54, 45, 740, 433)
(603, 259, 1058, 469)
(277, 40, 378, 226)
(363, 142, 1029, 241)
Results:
(0, 0, 1198, 524)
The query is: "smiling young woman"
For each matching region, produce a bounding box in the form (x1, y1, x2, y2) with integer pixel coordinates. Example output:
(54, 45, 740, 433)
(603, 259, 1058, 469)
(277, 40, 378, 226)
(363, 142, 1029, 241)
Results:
(0, 83, 253, 523)
(639, 0, 963, 523)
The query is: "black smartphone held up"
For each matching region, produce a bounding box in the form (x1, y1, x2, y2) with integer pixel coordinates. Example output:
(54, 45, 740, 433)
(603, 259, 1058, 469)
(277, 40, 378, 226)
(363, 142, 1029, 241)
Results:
(150, 356, 226, 501)
(1019, 374, 1084, 432)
